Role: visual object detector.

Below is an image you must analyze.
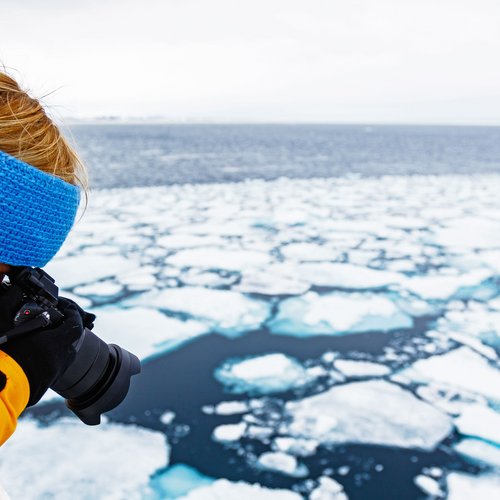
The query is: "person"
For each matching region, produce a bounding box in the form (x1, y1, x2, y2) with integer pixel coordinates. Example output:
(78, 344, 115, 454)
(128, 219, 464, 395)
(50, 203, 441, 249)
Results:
(0, 69, 95, 446)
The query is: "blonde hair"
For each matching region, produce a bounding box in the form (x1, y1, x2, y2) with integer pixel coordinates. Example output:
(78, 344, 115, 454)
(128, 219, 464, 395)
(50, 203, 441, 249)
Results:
(0, 70, 89, 210)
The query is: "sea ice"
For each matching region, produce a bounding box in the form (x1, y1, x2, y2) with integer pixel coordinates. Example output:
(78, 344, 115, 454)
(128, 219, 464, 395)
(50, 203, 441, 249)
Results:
(92, 306, 208, 359)
(432, 216, 500, 250)
(148, 464, 214, 500)
(453, 439, 500, 468)
(453, 404, 500, 444)
(283, 380, 451, 451)
(397, 347, 500, 402)
(73, 281, 124, 297)
(256, 452, 308, 477)
(447, 472, 500, 500)
(297, 263, 402, 289)
(310, 476, 348, 500)
(45, 254, 139, 289)
(123, 287, 270, 335)
(280, 243, 341, 262)
(0, 418, 168, 500)
(270, 292, 413, 336)
(402, 269, 492, 301)
(272, 437, 319, 457)
(157, 234, 225, 249)
(234, 264, 310, 295)
(438, 303, 500, 352)
(215, 353, 317, 395)
(333, 360, 391, 378)
(213, 401, 249, 415)
(212, 423, 247, 443)
(167, 248, 271, 271)
(413, 475, 443, 498)
(177, 479, 301, 499)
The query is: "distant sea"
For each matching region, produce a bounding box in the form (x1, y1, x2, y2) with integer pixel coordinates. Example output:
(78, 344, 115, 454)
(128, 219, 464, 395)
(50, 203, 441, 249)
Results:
(71, 124, 500, 188)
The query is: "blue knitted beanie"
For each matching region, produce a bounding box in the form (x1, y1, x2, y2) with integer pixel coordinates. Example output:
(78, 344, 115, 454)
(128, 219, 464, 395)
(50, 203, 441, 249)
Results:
(0, 150, 81, 267)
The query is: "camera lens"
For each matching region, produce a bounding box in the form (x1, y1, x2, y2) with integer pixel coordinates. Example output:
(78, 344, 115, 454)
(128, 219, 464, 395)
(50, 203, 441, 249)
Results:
(51, 328, 141, 425)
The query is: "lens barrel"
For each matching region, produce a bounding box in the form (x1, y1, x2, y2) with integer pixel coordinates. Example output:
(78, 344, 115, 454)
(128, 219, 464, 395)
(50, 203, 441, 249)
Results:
(51, 328, 141, 425)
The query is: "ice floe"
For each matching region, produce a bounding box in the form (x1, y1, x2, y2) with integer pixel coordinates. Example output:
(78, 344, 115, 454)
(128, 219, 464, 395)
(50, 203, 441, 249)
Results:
(446, 472, 500, 500)
(270, 292, 413, 336)
(453, 439, 500, 468)
(93, 306, 209, 359)
(124, 287, 270, 335)
(0, 418, 168, 499)
(177, 479, 301, 499)
(453, 404, 500, 444)
(256, 452, 308, 477)
(282, 380, 452, 451)
(167, 248, 271, 271)
(214, 353, 318, 395)
(333, 359, 391, 378)
(402, 269, 492, 301)
(212, 422, 247, 443)
(297, 263, 402, 289)
(432, 216, 500, 250)
(310, 476, 348, 500)
(413, 474, 443, 498)
(45, 254, 139, 289)
(396, 347, 500, 403)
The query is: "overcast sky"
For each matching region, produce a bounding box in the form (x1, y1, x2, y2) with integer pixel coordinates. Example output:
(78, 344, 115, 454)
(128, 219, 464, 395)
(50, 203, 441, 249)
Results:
(1, 0, 499, 124)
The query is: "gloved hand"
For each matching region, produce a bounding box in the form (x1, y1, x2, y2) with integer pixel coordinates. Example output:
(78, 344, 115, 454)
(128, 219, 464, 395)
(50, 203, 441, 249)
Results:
(0, 283, 96, 407)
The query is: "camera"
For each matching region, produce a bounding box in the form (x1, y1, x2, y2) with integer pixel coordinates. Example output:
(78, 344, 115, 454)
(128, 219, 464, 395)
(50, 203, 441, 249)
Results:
(0, 266, 140, 425)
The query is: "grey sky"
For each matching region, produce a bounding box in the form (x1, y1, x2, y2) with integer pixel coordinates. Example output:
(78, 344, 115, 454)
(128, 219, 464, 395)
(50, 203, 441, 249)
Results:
(1, 0, 499, 124)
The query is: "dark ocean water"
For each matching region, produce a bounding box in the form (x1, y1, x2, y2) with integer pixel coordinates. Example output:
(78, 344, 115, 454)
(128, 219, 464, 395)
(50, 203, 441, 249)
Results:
(71, 124, 500, 188)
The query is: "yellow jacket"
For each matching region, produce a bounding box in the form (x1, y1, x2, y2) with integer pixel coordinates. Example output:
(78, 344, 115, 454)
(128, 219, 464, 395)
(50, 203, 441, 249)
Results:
(0, 350, 30, 446)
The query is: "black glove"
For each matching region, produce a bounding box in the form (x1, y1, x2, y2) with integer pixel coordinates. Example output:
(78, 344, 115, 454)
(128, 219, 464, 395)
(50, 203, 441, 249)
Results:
(0, 283, 96, 407)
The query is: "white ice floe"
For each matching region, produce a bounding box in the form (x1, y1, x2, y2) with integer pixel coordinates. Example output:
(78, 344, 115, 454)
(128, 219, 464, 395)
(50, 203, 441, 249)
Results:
(281, 243, 341, 262)
(0, 418, 168, 500)
(124, 287, 270, 335)
(74, 281, 124, 297)
(413, 475, 443, 498)
(215, 353, 317, 395)
(256, 452, 308, 477)
(438, 303, 500, 352)
(167, 248, 270, 271)
(283, 380, 451, 451)
(157, 234, 225, 249)
(234, 264, 310, 295)
(93, 306, 208, 359)
(212, 422, 247, 443)
(270, 292, 412, 336)
(297, 263, 402, 289)
(397, 347, 500, 402)
(177, 479, 301, 500)
(160, 411, 176, 425)
(454, 404, 500, 444)
(433, 216, 500, 250)
(454, 439, 500, 468)
(45, 254, 139, 289)
(272, 437, 319, 457)
(402, 269, 492, 300)
(213, 401, 249, 415)
(179, 270, 237, 287)
(310, 476, 348, 500)
(333, 360, 391, 378)
(447, 472, 500, 500)
(117, 266, 157, 290)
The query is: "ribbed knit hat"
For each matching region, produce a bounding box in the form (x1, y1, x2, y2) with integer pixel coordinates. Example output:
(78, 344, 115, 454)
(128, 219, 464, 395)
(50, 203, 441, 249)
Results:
(0, 150, 80, 267)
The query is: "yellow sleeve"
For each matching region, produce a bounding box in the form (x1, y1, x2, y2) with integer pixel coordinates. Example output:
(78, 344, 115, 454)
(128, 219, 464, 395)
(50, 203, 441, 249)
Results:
(0, 351, 30, 446)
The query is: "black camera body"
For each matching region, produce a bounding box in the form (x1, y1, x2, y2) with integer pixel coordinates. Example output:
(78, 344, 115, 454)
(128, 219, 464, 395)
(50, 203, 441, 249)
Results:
(1, 266, 140, 425)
